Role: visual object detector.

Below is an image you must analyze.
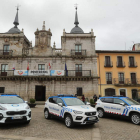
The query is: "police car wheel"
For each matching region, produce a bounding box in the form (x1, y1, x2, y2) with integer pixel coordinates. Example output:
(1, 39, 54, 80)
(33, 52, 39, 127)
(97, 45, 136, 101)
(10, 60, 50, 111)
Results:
(98, 109, 104, 118)
(131, 113, 140, 125)
(65, 115, 74, 128)
(44, 109, 51, 119)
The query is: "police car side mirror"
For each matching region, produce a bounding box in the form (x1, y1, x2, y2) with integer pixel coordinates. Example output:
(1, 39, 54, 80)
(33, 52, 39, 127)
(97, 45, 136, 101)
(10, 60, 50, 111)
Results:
(86, 102, 90, 105)
(120, 103, 125, 106)
(25, 101, 28, 104)
(58, 103, 63, 107)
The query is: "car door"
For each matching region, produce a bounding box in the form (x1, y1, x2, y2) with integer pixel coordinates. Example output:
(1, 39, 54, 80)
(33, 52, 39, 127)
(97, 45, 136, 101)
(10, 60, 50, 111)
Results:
(48, 97, 57, 114)
(101, 98, 113, 113)
(56, 98, 65, 117)
(110, 98, 127, 115)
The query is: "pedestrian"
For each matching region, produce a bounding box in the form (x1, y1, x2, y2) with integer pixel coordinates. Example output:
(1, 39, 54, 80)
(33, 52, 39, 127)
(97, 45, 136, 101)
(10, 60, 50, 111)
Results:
(98, 95, 101, 99)
(82, 95, 85, 103)
(93, 94, 97, 103)
(75, 94, 77, 97)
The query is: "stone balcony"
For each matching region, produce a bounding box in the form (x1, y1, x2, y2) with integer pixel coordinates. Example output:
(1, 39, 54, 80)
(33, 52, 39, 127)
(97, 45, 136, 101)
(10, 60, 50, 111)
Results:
(0, 50, 13, 58)
(71, 50, 86, 58)
(0, 70, 98, 81)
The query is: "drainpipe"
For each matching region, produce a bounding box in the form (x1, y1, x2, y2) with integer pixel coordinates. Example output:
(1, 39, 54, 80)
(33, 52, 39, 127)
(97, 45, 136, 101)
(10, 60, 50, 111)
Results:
(98, 53, 102, 96)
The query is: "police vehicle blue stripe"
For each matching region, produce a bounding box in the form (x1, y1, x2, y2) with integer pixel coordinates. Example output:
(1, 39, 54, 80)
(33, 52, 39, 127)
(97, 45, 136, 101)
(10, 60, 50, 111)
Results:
(122, 109, 126, 115)
(125, 109, 129, 116)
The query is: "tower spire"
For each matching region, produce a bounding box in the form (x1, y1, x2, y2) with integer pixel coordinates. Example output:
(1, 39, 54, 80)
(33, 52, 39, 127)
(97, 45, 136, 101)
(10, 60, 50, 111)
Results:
(74, 4, 79, 27)
(13, 6, 19, 28)
(42, 21, 45, 30)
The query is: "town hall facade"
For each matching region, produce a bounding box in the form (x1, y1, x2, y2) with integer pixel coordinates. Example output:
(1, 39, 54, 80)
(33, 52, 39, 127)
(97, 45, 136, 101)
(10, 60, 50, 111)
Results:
(0, 8, 98, 101)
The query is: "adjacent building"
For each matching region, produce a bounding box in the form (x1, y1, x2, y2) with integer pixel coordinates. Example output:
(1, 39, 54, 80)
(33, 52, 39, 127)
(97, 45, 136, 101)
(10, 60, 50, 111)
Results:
(0, 8, 98, 101)
(96, 50, 140, 100)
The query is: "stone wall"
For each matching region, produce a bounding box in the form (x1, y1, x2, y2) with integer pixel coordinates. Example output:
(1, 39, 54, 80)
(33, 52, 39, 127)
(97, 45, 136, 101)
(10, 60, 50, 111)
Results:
(0, 79, 98, 101)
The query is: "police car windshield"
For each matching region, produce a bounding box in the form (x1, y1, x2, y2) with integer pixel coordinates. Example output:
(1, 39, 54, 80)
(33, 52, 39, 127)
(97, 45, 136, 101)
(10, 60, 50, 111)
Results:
(63, 98, 85, 106)
(123, 98, 140, 105)
(0, 96, 24, 104)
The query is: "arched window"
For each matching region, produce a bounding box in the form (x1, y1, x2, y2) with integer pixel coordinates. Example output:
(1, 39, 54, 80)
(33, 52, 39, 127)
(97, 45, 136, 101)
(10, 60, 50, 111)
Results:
(105, 88, 115, 96)
(132, 89, 138, 100)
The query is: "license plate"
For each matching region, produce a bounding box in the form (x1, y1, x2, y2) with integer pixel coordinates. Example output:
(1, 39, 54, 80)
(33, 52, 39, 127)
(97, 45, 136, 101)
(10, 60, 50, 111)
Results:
(88, 117, 96, 120)
(12, 116, 23, 119)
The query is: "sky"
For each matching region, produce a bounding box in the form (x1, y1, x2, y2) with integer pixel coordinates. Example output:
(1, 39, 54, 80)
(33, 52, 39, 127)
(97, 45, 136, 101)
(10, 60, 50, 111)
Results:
(0, 0, 140, 50)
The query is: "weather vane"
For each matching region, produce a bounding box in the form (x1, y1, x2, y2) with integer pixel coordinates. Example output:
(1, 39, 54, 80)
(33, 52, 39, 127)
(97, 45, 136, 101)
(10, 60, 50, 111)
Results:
(74, 3, 78, 10)
(15, 4, 21, 10)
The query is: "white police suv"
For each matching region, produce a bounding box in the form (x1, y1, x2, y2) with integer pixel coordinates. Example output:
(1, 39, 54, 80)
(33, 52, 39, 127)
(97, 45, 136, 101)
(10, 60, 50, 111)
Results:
(44, 94, 99, 128)
(0, 94, 31, 124)
(95, 96, 140, 125)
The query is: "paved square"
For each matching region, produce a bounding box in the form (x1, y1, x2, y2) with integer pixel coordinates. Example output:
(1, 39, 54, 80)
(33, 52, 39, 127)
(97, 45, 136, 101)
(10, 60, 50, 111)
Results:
(0, 105, 96, 140)
(1, 106, 140, 140)
(99, 116, 140, 140)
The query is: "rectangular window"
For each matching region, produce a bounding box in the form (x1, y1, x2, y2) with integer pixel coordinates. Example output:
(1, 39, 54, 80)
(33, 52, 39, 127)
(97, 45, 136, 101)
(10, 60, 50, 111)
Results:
(103, 98, 113, 103)
(38, 64, 45, 70)
(75, 64, 82, 76)
(75, 45, 81, 52)
(3, 45, 9, 55)
(1, 64, 8, 71)
(1, 64, 8, 76)
(129, 57, 134, 67)
(114, 99, 125, 104)
(0, 87, 5, 93)
(105, 56, 111, 66)
(77, 87, 82, 96)
(119, 73, 124, 84)
(117, 56, 123, 67)
(106, 72, 112, 84)
(131, 73, 136, 84)
(75, 44, 82, 55)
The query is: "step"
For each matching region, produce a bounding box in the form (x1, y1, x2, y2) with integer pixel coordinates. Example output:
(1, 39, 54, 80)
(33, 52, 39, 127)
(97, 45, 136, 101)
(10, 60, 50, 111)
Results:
(35, 101, 45, 105)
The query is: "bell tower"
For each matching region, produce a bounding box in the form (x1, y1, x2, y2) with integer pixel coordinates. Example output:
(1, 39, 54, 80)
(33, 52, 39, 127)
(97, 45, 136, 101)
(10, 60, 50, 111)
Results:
(34, 21, 52, 48)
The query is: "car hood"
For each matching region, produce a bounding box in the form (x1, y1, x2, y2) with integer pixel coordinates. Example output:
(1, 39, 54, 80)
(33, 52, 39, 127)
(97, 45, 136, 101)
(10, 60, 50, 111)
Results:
(0, 103, 28, 111)
(67, 105, 96, 112)
(129, 105, 140, 108)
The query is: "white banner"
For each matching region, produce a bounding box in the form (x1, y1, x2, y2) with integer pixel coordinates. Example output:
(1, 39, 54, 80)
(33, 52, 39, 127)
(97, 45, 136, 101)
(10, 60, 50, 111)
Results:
(50, 70, 64, 76)
(28, 70, 50, 76)
(14, 70, 28, 76)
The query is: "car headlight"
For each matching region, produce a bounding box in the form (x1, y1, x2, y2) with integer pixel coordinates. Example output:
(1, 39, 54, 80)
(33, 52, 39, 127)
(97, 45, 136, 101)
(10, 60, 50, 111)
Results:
(25, 105, 30, 109)
(73, 110, 83, 114)
(0, 105, 7, 110)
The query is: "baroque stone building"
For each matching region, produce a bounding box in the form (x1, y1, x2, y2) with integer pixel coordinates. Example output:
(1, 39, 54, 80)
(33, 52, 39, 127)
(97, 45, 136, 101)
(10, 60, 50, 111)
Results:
(0, 8, 98, 101)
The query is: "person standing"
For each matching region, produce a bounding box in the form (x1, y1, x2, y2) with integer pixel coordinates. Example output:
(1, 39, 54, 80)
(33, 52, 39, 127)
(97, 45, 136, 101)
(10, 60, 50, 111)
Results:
(82, 95, 85, 103)
(93, 94, 97, 103)
(98, 95, 101, 99)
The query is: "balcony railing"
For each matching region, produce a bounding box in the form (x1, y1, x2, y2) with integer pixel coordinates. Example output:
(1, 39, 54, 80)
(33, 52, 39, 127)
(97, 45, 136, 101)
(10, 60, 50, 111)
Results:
(71, 50, 86, 56)
(116, 61, 125, 67)
(128, 62, 137, 67)
(0, 70, 14, 76)
(113, 78, 140, 85)
(0, 50, 13, 56)
(0, 70, 91, 77)
(104, 61, 113, 67)
(67, 70, 91, 77)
